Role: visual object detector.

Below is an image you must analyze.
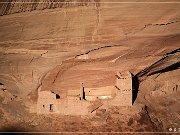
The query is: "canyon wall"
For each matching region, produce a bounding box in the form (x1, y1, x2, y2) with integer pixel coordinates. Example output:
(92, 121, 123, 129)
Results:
(0, 0, 179, 99)
(0, 0, 100, 16)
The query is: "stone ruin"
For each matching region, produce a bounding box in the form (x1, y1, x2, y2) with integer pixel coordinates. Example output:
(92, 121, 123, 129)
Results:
(110, 71, 132, 106)
(37, 84, 90, 115)
(37, 91, 60, 114)
(37, 71, 132, 115)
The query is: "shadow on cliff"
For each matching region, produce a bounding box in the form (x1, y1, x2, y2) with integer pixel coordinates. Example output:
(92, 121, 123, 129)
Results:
(132, 48, 180, 104)
(136, 48, 180, 81)
(132, 75, 139, 104)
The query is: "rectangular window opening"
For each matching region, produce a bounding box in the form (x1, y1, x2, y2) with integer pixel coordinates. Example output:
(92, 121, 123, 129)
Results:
(50, 104, 53, 112)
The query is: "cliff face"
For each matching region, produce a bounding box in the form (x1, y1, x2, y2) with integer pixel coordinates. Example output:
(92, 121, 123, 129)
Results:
(0, 0, 180, 132)
(0, 0, 100, 16)
(0, 0, 179, 97)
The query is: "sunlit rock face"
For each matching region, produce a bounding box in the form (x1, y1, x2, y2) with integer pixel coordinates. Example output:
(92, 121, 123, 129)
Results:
(0, 0, 101, 15)
(0, 0, 179, 132)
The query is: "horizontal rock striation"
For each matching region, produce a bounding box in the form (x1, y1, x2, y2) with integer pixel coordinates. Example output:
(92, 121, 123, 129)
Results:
(0, 0, 100, 16)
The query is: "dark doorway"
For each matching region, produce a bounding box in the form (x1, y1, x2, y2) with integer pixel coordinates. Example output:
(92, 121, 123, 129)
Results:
(50, 104, 53, 112)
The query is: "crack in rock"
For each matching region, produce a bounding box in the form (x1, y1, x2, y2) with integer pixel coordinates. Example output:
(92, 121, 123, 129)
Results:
(29, 57, 34, 64)
(75, 44, 123, 58)
(144, 20, 179, 28)
(131, 19, 180, 35)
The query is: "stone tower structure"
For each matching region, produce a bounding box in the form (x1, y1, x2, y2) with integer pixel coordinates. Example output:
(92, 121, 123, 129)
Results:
(111, 71, 132, 106)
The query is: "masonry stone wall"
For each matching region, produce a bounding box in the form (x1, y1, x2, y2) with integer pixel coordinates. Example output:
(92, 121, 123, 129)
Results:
(60, 97, 90, 115)
(37, 91, 60, 114)
(110, 71, 132, 106)
(37, 71, 133, 115)
(85, 86, 115, 96)
(67, 86, 115, 101)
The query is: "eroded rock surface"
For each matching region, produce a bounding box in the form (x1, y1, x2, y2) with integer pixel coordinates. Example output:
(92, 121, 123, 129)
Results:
(0, 0, 179, 133)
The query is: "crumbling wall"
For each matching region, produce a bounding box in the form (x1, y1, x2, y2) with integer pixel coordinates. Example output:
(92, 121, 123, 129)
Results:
(37, 71, 132, 115)
(60, 97, 90, 115)
(67, 86, 115, 101)
(110, 71, 132, 106)
(37, 91, 60, 114)
(85, 86, 115, 101)
(85, 86, 115, 96)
